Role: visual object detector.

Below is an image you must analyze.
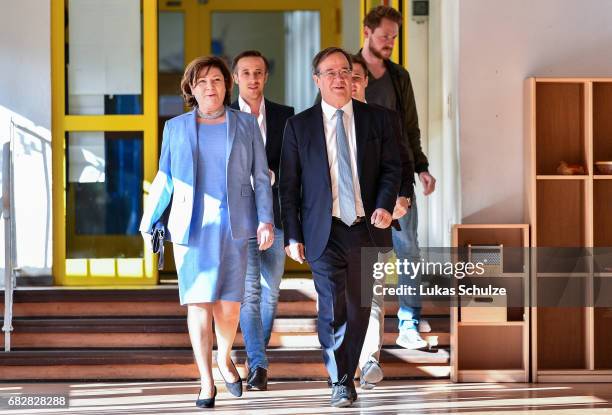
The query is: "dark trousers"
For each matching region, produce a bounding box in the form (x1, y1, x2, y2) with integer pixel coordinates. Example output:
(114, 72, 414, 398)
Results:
(309, 219, 376, 385)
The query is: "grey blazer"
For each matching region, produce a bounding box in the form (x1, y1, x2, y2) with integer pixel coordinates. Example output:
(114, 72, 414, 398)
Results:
(139, 108, 274, 244)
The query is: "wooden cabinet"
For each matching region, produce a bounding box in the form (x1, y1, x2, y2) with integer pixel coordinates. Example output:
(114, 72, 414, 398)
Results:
(526, 77, 612, 382)
(451, 224, 530, 382)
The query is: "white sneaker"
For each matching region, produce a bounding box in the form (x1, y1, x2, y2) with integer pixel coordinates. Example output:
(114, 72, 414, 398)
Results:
(360, 360, 384, 385)
(418, 319, 432, 333)
(396, 330, 428, 350)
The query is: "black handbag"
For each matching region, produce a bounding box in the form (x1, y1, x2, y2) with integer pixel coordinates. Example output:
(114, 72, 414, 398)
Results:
(150, 199, 172, 270)
(151, 221, 166, 270)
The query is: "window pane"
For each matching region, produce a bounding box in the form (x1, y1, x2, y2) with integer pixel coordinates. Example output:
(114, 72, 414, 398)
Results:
(159, 12, 184, 74)
(66, 0, 143, 115)
(158, 11, 185, 117)
(211, 11, 320, 113)
(66, 131, 143, 258)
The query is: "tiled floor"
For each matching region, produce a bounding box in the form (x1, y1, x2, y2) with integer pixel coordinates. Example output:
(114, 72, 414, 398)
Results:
(1, 380, 612, 414)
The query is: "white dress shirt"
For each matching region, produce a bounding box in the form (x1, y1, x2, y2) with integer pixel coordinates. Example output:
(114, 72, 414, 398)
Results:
(239, 95, 275, 185)
(321, 99, 365, 219)
(238, 95, 267, 145)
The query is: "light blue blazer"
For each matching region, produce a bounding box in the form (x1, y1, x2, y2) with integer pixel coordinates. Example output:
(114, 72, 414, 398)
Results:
(139, 107, 274, 244)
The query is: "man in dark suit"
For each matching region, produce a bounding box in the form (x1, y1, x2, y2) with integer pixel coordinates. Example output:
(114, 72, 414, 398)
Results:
(280, 47, 400, 408)
(231, 50, 294, 391)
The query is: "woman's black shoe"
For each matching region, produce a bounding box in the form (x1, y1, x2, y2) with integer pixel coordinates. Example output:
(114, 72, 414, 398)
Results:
(218, 359, 243, 397)
(196, 385, 217, 408)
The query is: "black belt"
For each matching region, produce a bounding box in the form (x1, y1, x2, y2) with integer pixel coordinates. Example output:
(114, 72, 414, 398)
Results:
(332, 216, 365, 227)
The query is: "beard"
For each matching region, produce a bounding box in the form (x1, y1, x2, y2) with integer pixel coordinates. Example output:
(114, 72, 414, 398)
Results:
(369, 42, 392, 60)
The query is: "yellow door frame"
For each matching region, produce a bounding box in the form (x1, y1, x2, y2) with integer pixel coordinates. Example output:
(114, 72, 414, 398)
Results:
(51, 0, 159, 286)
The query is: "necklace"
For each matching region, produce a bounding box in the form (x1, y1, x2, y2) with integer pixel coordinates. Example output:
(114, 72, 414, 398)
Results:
(197, 107, 225, 119)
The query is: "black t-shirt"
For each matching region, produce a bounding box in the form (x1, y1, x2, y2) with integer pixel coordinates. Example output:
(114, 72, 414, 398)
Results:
(365, 70, 397, 112)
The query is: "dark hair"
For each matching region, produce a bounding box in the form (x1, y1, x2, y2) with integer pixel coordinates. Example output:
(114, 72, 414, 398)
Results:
(231, 50, 270, 73)
(311, 47, 353, 75)
(363, 5, 402, 30)
(350, 54, 368, 75)
(180, 56, 233, 107)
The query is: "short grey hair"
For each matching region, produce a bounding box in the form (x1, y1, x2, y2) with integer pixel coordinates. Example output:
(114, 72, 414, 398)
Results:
(312, 47, 353, 75)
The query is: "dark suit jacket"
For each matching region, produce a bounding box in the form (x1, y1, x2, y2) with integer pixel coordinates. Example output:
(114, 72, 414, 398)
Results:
(280, 99, 401, 262)
(231, 98, 295, 228)
(373, 105, 414, 199)
(372, 105, 415, 232)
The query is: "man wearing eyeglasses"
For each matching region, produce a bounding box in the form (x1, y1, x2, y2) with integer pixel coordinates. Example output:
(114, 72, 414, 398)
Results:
(279, 47, 400, 408)
(360, 5, 437, 366)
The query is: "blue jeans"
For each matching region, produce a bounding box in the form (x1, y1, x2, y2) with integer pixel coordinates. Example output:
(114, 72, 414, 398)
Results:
(392, 197, 422, 333)
(240, 227, 285, 370)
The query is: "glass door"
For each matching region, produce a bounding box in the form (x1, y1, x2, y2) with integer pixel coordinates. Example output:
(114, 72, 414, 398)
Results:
(52, 0, 158, 285)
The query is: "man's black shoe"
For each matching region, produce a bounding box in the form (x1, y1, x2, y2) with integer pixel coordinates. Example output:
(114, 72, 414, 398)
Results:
(246, 367, 268, 391)
(348, 382, 358, 402)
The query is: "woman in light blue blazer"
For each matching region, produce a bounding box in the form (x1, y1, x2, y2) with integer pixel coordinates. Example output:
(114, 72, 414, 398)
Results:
(140, 56, 274, 408)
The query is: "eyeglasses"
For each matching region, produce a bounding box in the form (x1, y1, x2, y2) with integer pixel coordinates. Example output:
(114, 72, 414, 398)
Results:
(316, 69, 352, 80)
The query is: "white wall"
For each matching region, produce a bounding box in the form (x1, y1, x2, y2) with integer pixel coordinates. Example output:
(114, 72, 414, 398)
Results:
(0, 1, 51, 130)
(459, 0, 612, 224)
(407, 0, 431, 246)
(426, 0, 461, 246)
(0, 1, 53, 282)
(407, 1, 462, 248)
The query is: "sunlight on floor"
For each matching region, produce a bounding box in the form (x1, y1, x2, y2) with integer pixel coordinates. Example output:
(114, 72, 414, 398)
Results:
(2, 380, 612, 414)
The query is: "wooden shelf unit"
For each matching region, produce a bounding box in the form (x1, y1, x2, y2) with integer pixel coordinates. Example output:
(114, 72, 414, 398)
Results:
(526, 77, 612, 382)
(451, 224, 530, 383)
